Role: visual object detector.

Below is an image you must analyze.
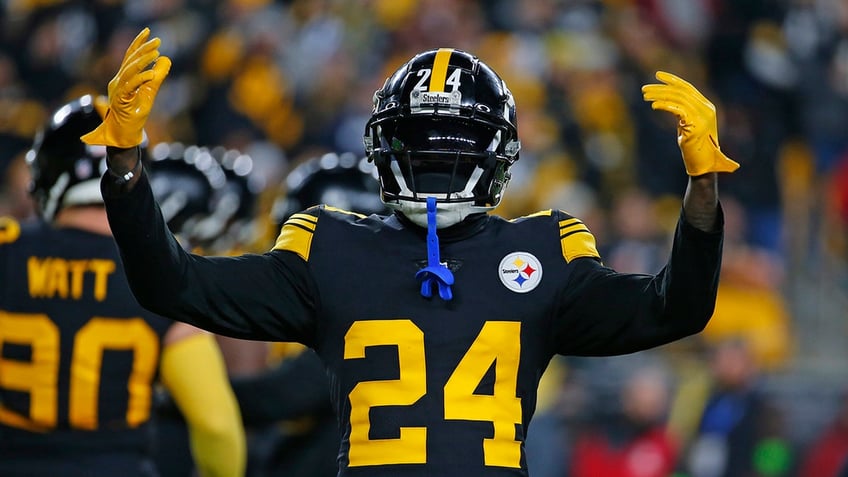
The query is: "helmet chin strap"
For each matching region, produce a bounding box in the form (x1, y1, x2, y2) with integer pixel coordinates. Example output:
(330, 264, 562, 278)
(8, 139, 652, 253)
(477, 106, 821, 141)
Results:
(391, 199, 477, 229)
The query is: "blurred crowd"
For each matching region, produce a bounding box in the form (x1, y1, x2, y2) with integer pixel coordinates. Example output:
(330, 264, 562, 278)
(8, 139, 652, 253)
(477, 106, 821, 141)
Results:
(4, 0, 848, 476)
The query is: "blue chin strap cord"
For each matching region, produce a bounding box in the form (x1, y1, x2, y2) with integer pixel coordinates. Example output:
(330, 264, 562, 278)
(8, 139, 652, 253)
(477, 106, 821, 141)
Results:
(415, 196, 454, 300)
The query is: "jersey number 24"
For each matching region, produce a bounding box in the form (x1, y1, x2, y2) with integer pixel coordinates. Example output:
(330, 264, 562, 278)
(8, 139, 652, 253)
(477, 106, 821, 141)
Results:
(345, 319, 522, 468)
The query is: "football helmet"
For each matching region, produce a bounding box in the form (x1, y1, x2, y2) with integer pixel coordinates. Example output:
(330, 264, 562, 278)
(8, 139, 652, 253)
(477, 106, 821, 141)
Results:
(27, 95, 110, 222)
(193, 146, 261, 253)
(147, 142, 224, 242)
(273, 152, 387, 227)
(363, 48, 520, 227)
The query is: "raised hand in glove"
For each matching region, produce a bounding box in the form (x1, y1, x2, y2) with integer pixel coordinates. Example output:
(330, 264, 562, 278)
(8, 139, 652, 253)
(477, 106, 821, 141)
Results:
(81, 27, 171, 148)
(641, 71, 740, 176)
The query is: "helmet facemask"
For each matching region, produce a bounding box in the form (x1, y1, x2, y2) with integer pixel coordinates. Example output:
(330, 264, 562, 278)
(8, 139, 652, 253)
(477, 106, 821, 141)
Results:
(364, 48, 520, 228)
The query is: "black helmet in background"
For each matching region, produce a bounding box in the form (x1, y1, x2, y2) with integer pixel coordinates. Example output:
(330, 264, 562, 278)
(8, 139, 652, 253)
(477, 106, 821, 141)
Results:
(272, 151, 387, 229)
(147, 142, 225, 247)
(27, 95, 124, 222)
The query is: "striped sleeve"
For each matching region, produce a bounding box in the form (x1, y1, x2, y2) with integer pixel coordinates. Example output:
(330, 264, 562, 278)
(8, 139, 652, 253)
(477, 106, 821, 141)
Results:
(272, 209, 319, 261)
(558, 214, 600, 263)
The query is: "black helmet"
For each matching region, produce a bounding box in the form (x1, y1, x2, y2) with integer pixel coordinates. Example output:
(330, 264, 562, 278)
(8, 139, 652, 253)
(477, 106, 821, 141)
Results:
(186, 146, 261, 253)
(27, 95, 109, 222)
(147, 142, 225, 240)
(363, 48, 520, 212)
(273, 152, 386, 227)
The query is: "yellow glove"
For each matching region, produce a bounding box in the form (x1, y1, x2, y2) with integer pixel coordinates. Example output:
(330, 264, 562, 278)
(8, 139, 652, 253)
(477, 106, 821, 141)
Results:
(641, 71, 740, 176)
(81, 27, 171, 147)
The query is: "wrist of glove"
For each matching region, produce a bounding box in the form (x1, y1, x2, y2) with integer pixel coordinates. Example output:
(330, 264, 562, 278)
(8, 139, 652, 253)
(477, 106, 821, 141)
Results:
(82, 109, 146, 148)
(642, 71, 740, 176)
(677, 121, 740, 176)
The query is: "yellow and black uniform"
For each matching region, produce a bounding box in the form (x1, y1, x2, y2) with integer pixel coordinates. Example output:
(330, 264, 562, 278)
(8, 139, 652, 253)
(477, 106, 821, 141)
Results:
(0, 218, 171, 476)
(103, 171, 723, 477)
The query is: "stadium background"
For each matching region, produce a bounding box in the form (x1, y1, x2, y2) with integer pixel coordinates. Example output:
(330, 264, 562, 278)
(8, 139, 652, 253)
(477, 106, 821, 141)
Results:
(2, 0, 848, 475)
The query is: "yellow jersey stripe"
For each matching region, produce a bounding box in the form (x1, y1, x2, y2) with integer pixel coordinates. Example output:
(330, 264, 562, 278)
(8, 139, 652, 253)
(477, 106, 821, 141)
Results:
(509, 210, 552, 222)
(289, 213, 318, 224)
(560, 229, 600, 263)
(558, 218, 582, 228)
(323, 205, 366, 219)
(286, 217, 317, 231)
(429, 48, 453, 93)
(272, 221, 315, 261)
(560, 223, 588, 235)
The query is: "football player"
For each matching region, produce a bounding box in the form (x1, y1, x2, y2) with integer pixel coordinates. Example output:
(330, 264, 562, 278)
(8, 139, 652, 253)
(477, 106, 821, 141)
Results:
(0, 94, 246, 477)
(89, 28, 738, 476)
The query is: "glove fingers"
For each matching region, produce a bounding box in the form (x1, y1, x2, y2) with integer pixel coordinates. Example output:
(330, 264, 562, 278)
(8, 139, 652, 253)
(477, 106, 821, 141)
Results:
(121, 28, 151, 66)
(642, 87, 699, 109)
(123, 69, 157, 95)
(134, 57, 172, 106)
(644, 89, 710, 124)
(649, 100, 688, 120)
(655, 71, 710, 105)
(151, 56, 172, 79)
(119, 49, 162, 87)
(120, 38, 162, 75)
(642, 83, 703, 105)
(644, 93, 701, 119)
(146, 56, 172, 95)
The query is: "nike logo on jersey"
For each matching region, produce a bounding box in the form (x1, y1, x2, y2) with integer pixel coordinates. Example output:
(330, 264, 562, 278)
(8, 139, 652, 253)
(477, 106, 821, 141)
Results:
(415, 258, 463, 273)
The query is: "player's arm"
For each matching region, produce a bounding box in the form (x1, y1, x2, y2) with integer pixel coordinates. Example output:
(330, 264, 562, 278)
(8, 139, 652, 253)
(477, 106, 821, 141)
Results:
(102, 165, 319, 342)
(642, 71, 739, 232)
(553, 209, 722, 356)
(160, 322, 246, 477)
(83, 28, 318, 343)
(553, 71, 737, 356)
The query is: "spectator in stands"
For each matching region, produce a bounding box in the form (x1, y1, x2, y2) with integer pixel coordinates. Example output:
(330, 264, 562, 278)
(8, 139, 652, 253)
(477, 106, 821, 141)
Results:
(677, 338, 792, 477)
(570, 364, 678, 477)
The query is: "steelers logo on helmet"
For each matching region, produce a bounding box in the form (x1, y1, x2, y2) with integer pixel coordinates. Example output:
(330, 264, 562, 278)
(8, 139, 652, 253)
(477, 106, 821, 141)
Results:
(364, 48, 520, 228)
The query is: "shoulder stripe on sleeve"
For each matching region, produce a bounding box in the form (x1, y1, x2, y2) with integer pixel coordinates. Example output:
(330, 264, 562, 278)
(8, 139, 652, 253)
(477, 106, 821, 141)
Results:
(273, 213, 317, 261)
(558, 217, 600, 262)
(289, 213, 317, 226)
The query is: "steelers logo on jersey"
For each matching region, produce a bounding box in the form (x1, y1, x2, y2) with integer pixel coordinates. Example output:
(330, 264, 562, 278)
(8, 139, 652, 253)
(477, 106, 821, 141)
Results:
(498, 252, 542, 293)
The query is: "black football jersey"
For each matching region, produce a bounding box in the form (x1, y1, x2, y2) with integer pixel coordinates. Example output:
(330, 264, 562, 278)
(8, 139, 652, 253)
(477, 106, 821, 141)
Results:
(0, 216, 173, 456)
(104, 174, 723, 476)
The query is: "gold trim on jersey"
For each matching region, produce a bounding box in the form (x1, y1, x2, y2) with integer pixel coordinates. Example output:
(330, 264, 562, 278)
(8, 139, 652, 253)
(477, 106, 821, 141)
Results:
(558, 218, 600, 262)
(323, 205, 366, 219)
(273, 213, 317, 261)
(429, 48, 454, 93)
(0, 216, 21, 245)
(509, 210, 553, 222)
